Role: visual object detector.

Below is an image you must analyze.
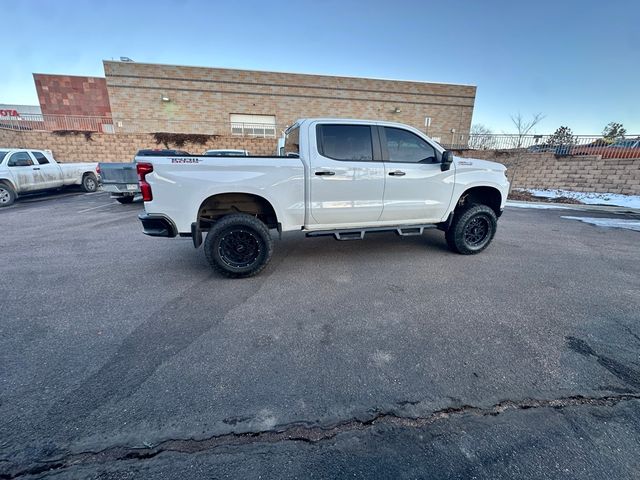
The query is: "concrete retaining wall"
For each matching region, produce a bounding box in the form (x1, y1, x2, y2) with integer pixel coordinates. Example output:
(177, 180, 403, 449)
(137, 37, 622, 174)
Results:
(454, 150, 640, 196)
(0, 129, 278, 162)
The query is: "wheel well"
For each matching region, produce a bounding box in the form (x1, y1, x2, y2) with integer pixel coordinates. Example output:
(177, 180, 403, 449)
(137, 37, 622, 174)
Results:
(197, 193, 278, 230)
(0, 179, 16, 191)
(455, 186, 502, 217)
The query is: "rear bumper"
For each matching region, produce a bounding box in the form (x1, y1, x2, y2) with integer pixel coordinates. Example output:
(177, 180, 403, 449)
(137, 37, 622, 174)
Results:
(102, 183, 140, 194)
(138, 213, 177, 238)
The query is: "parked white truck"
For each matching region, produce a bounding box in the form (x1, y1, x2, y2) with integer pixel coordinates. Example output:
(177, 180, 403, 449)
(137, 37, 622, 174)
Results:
(137, 119, 509, 277)
(0, 149, 99, 207)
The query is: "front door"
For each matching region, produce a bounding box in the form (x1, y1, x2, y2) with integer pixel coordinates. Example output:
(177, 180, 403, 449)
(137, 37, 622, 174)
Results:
(308, 123, 385, 227)
(6, 152, 37, 192)
(378, 126, 455, 223)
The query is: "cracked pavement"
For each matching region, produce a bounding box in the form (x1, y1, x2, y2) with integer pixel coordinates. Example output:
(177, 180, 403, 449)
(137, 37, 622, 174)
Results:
(1, 191, 639, 479)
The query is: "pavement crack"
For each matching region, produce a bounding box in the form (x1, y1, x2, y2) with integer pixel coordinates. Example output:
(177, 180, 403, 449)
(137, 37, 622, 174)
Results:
(3, 393, 639, 479)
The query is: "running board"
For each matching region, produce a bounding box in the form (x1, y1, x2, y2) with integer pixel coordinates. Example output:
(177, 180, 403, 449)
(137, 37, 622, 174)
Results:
(305, 224, 437, 241)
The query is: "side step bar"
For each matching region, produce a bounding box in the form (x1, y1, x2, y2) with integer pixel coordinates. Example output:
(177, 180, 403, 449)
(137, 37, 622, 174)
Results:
(305, 224, 437, 241)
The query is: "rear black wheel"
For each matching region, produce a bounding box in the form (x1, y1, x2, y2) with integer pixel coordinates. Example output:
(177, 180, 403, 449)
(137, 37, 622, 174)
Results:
(116, 196, 135, 204)
(82, 173, 98, 193)
(204, 214, 273, 278)
(445, 204, 497, 254)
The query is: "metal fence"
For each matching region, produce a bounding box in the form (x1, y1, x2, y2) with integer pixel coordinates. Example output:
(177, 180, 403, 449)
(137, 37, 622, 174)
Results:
(0, 114, 115, 133)
(434, 133, 640, 159)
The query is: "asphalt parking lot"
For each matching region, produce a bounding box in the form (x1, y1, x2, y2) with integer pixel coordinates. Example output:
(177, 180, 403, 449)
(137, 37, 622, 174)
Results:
(1, 191, 639, 479)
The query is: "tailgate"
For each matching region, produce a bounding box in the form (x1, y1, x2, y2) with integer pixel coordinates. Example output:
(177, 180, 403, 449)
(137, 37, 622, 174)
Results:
(98, 163, 137, 184)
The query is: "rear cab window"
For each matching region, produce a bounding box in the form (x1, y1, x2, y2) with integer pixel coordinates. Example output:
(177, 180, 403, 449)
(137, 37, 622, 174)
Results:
(284, 126, 300, 157)
(31, 151, 50, 165)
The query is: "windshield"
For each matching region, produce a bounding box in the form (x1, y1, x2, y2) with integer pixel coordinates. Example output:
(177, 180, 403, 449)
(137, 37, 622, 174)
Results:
(0, 151, 8, 162)
(612, 140, 639, 148)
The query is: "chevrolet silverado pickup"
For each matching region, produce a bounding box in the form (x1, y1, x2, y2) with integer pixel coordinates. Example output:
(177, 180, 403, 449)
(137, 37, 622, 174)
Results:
(137, 119, 509, 277)
(0, 148, 98, 206)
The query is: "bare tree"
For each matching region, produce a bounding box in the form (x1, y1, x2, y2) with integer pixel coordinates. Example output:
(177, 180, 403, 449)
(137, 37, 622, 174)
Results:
(507, 112, 544, 196)
(469, 124, 494, 150)
(510, 112, 545, 148)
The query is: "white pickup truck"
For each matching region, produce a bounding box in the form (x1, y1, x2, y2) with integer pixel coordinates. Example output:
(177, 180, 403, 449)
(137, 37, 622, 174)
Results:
(137, 118, 509, 277)
(0, 148, 99, 206)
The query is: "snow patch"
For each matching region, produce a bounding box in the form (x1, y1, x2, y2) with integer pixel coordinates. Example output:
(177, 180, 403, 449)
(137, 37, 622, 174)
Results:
(372, 350, 394, 367)
(523, 189, 640, 209)
(506, 202, 574, 210)
(561, 216, 640, 232)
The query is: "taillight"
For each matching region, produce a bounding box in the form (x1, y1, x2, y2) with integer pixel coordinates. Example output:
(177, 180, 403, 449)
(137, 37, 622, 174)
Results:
(137, 162, 154, 201)
(96, 165, 101, 175)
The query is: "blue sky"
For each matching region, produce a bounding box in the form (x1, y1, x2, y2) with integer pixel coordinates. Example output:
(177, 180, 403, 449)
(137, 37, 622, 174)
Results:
(1, 0, 638, 134)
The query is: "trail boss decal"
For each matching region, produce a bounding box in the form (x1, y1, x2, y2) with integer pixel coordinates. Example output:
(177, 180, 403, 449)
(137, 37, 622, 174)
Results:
(171, 158, 201, 164)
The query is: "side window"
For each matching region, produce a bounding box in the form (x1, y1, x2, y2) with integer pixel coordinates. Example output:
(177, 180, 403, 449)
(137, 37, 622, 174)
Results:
(384, 127, 437, 163)
(317, 124, 373, 161)
(284, 126, 300, 157)
(32, 152, 50, 165)
(7, 152, 34, 167)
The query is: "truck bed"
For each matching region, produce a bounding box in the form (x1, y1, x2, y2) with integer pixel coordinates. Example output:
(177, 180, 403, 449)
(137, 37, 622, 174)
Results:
(140, 155, 305, 233)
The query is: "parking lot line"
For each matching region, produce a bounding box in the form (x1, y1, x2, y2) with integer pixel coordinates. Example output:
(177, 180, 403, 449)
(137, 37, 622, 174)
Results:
(78, 202, 119, 213)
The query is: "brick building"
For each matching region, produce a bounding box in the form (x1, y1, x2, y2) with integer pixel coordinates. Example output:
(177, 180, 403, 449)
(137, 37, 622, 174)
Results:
(103, 61, 476, 142)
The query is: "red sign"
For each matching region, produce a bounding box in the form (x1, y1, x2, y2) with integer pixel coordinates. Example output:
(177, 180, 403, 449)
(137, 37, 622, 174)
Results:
(0, 110, 19, 117)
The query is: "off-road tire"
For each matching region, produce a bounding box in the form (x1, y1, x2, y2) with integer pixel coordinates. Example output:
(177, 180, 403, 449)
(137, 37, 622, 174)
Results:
(0, 182, 16, 207)
(116, 196, 135, 204)
(204, 214, 273, 278)
(445, 204, 497, 255)
(82, 173, 98, 193)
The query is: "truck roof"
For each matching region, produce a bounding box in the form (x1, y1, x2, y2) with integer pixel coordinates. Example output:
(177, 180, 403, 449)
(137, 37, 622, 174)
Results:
(0, 148, 47, 152)
(295, 117, 423, 127)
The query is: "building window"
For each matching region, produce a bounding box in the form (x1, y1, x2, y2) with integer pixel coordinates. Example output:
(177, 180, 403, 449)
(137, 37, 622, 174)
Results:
(230, 114, 276, 138)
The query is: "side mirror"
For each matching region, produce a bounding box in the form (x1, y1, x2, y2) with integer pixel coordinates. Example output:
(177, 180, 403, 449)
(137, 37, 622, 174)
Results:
(441, 151, 453, 171)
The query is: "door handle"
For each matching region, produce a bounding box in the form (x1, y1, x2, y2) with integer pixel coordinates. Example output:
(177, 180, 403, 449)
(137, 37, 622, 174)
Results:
(315, 171, 336, 176)
(389, 170, 406, 176)
(32, 167, 41, 170)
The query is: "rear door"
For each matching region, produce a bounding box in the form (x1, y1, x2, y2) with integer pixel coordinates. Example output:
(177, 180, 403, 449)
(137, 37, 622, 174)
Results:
(6, 152, 37, 192)
(378, 126, 454, 223)
(308, 123, 385, 226)
(31, 151, 63, 189)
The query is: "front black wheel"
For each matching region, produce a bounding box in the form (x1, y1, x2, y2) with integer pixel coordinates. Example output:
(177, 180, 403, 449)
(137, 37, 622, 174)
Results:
(445, 204, 497, 254)
(204, 214, 273, 278)
(0, 183, 16, 207)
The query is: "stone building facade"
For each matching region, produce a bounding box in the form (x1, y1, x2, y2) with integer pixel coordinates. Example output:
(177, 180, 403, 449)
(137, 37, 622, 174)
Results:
(103, 61, 476, 142)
